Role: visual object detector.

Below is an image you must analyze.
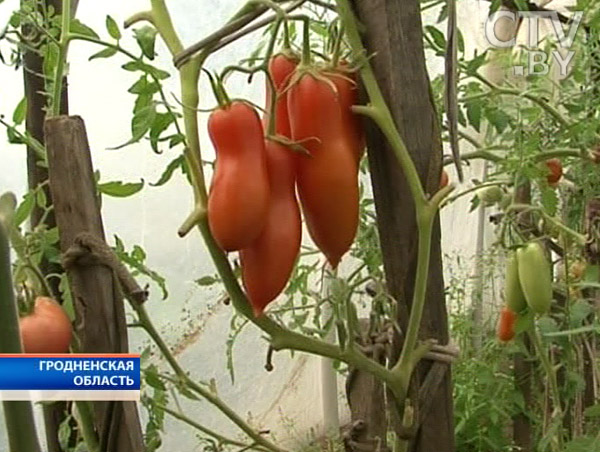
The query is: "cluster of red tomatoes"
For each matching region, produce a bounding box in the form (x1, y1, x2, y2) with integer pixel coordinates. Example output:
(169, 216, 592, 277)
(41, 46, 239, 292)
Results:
(207, 53, 364, 316)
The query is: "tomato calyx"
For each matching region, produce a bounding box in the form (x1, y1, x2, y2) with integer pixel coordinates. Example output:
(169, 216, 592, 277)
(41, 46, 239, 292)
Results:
(285, 65, 339, 99)
(267, 134, 312, 157)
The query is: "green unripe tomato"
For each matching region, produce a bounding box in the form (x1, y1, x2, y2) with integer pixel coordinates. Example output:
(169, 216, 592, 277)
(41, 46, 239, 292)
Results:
(517, 242, 553, 314)
(505, 253, 527, 314)
(478, 186, 503, 206)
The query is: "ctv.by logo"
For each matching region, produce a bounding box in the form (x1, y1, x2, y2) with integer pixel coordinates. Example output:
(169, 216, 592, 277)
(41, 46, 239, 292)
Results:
(484, 11, 584, 77)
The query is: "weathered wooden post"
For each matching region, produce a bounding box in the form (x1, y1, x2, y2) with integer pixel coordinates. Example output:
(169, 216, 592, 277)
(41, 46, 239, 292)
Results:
(45, 115, 144, 452)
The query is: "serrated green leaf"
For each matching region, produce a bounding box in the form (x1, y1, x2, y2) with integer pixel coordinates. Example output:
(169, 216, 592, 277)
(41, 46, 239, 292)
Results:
(466, 98, 482, 132)
(12, 97, 27, 125)
(144, 365, 166, 391)
(122, 60, 170, 80)
(106, 15, 121, 40)
(540, 187, 558, 216)
(132, 245, 146, 262)
(128, 76, 159, 95)
(151, 156, 184, 187)
(70, 19, 99, 39)
(14, 192, 35, 227)
(98, 180, 144, 197)
(425, 25, 446, 50)
(134, 26, 157, 60)
(89, 46, 117, 61)
(149, 112, 175, 153)
(486, 106, 510, 133)
(169, 134, 185, 149)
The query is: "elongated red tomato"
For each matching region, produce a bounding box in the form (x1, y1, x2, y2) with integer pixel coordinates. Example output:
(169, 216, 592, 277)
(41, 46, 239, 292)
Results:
(497, 306, 517, 342)
(264, 53, 297, 137)
(208, 102, 270, 251)
(288, 72, 359, 268)
(20, 297, 72, 353)
(327, 66, 365, 163)
(240, 140, 301, 316)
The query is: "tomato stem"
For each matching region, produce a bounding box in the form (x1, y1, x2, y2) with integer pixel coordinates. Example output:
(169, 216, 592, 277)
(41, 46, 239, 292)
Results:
(330, 22, 344, 67)
(301, 16, 311, 66)
(336, 0, 456, 416)
(0, 223, 42, 452)
(529, 323, 564, 450)
(50, 0, 71, 117)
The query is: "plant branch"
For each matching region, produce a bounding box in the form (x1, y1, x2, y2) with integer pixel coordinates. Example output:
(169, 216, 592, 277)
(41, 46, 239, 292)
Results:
(157, 403, 261, 449)
(0, 223, 42, 452)
(50, 0, 71, 117)
(471, 72, 571, 128)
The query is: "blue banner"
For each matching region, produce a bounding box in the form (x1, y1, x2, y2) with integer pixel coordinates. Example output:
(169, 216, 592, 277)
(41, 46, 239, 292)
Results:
(0, 355, 140, 390)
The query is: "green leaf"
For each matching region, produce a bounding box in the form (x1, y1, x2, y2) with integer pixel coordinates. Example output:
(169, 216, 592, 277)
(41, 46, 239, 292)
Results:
(70, 19, 99, 39)
(584, 403, 600, 418)
(57, 415, 72, 450)
(14, 192, 35, 227)
(425, 25, 446, 50)
(106, 15, 121, 40)
(132, 104, 156, 141)
(195, 275, 219, 286)
(113, 235, 168, 299)
(97, 180, 144, 197)
(128, 76, 159, 95)
(12, 97, 27, 125)
(36, 187, 46, 208)
(149, 113, 175, 153)
(111, 103, 156, 149)
(134, 26, 158, 60)
(465, 98, 482, 132)
(169, 134, 185, 149)
(151, 156, 184, 186)
(563, 436, 600, 452)
(122, 60, 170, 80)
(540, 187, 558, 217)
(485, 106, 510, 134)
(144, 365, 166, 391)
(89, 46, 117, 61)
(466, 51, 488, 75)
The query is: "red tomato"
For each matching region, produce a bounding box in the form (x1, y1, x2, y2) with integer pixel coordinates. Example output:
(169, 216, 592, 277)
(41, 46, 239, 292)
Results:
(496, 307, 517, 342)
(264, 53, 298, 137)
(19, 297, 72, 353)
(207, 102, 270, 251)
(240, 140, 301, 316)
(440, 169, 449, 188)
(288, 72, 359, 268)
(326, 66, 365, 163)
(544, 158, 563, 186)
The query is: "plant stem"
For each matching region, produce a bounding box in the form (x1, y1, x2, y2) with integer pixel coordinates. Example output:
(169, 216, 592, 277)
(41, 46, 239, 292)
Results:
(50, 0, 71, 117)
(529, 325, 563, 449)
(74, 401, 100, 452)
(157, 403, 261, 449)
(0, 224, 42, 452)
(337, 0, 454, 408)
(471, 72, 571, 128)
(391, 210, 434, 380)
